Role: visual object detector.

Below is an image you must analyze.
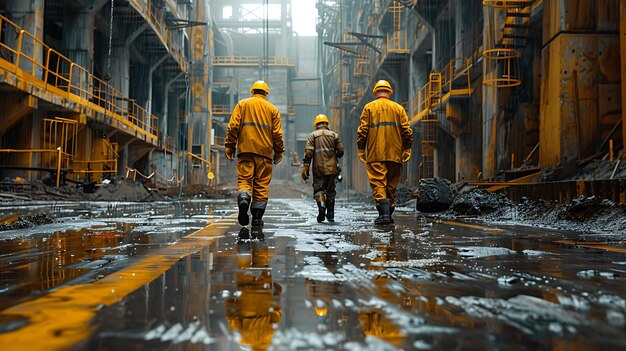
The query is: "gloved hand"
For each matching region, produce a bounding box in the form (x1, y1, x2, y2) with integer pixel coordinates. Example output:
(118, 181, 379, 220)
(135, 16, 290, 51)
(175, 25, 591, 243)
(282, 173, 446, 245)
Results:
(225, 147, 235, 161)
(402, 149, 412, 163)
(301, 164, 310, 181)
(273, 153, 283, 165)
(358, 149, 366, 164)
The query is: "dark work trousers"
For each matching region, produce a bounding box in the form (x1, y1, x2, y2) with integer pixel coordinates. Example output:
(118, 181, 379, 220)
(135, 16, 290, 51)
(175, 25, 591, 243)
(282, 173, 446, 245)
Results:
(312, 175, 337, 200)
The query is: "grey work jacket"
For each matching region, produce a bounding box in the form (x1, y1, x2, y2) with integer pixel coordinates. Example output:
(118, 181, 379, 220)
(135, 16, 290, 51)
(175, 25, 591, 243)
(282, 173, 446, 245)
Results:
(304, 126, 344, 177)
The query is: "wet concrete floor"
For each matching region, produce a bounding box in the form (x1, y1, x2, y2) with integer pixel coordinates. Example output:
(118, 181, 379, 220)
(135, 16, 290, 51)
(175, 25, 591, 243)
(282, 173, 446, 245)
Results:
(1, 198, 626, 350)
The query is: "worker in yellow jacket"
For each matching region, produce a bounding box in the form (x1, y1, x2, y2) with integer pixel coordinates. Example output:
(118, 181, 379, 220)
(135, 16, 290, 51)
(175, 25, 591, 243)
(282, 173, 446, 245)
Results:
(225, 81, 284, 235)
(302, 114, 344, 223)
(357, 80, 413, 225)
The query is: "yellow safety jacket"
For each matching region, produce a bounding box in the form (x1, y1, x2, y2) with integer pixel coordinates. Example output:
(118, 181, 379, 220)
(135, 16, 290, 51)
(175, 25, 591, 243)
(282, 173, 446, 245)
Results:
(357, 96, 413, 163)
(225, 94, 285, 159)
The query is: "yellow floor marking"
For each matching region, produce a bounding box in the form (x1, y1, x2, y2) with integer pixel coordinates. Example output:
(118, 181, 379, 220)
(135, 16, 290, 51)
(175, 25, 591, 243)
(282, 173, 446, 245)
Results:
(553, 239, 626, 254)
(0, 219, 234, 351)
(433, 219, 505, 233)
(0, 214, 19, 224)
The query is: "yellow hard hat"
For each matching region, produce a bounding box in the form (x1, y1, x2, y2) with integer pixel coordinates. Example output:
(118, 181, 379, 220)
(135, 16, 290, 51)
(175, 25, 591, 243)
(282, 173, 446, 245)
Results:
(314, 114, 329, 127)
(250, 80, 270, 95)
(373, 80, 393, 95)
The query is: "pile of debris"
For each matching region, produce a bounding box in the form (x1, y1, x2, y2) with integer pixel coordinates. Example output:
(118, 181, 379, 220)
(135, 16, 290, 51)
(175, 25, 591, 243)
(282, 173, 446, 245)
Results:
(0, 214, 54, 231)
(414, 178, 456, 212)
(91, 178, 160, 202)
(0, 177, 232, 202)
(442, 189, 626, 234)
(410, 177, 625, 234)
(447, 189, 512, 217)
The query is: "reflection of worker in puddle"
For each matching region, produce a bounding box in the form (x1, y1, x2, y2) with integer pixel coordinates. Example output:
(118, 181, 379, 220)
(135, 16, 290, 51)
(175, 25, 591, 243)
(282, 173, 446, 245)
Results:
(238, 225, 265, 241)
(360, 230, 407, 347)
(371, 229, 399, 265)
(226, 241, 282, 350)
(359, 308, 406, 347)
(304, 253, 341, 332)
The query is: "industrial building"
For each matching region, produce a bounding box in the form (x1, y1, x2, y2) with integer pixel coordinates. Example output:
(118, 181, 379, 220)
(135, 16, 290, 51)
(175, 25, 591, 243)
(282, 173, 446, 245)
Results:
(319, 0, 625, 199)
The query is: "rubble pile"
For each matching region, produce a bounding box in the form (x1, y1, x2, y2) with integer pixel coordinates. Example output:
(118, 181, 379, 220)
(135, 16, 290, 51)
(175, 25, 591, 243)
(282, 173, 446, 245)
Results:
(443, 188, 626, 234)
(91, 179, 157, 202)
(0, 177, 233, 202)
(414, 178, 456, 212)
(523, 196, 626, 234)
(0, 214, 54, 231)
(448, 189, 511, 216)
(395, 183, 416, 207)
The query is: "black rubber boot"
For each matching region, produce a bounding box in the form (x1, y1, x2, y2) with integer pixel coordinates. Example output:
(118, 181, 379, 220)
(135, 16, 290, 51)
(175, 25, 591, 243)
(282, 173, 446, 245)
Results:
(326, 199, 335, 222)
(238, 227, 250, 240)
(389, 206, 395, 224)
(316, 201, 326, 223)
(237, 191, 251, 226)
(251, 208, 265, 227)
(374, 199, 391, 225)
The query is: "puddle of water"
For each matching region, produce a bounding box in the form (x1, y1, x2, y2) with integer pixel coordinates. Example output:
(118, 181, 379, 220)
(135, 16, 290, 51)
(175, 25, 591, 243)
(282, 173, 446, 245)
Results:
(0, 201, 223, 310)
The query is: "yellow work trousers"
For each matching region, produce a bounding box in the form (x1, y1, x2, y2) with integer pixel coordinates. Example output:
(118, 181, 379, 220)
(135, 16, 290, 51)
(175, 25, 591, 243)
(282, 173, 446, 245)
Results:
(366, 161, 402, 206)
(237, 153, 273, 209)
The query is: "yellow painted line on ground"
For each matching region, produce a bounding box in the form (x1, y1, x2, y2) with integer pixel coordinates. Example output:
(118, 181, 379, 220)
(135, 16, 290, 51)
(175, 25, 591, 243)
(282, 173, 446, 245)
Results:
(433, 219, 505, 233)
(553, 239, 626, 254)
(0, 219, 234, 351)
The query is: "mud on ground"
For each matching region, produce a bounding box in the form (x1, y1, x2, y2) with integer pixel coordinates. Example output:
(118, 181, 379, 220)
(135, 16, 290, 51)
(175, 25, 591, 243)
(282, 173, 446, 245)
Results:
(444, 188, 626, 235)
(0, 178, 232, 202)
(0, 214, 54, 231)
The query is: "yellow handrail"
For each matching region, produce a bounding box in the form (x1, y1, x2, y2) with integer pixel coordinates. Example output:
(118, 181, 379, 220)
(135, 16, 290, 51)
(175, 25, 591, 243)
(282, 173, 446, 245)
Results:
(212, 104, 233, 114)
(0, 15, 160, 141)
(413, 73, 442, 117)
(212, 56, 295, 66)
(187, 152, 211, 166)
(441, 57, 472, 95)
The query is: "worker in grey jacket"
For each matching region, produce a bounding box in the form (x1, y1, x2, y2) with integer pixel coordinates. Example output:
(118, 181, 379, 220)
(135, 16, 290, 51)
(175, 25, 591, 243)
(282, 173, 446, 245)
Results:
(302, 114, 345, 222)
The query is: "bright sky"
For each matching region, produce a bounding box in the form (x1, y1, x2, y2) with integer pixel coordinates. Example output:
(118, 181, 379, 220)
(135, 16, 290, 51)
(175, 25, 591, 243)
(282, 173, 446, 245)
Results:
(292, 0, 318, 36)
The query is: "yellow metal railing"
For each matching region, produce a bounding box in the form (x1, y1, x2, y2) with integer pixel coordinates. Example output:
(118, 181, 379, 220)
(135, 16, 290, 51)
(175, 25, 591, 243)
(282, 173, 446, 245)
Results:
(482, 0, 533, 8)
(129, 0, 186, 71)
(441, 57, 472, 96)
(0, 15, 159, 140)
(411, 57, 473, 123)
(43, 118, 77, 164)
(341, 82, 352, 103)
(212, 56, 296, 67)
(482, 0, 530, 88)
(412, 73, 442, 122)
(354, 54, 370, 77)
(0, 148, 72, 186)
(71, 140, 118, 177)
(212, 104, 233, 114)
(72, 159, 118, 175)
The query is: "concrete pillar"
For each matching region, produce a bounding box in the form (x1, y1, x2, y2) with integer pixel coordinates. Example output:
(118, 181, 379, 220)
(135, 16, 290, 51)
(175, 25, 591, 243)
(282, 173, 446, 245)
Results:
(3, 0, 44, 35)
(110, 45, 130, 96)
(147, 55, 168, 114)
(449, 101, 482, 182)
(4, 0, 45, 78)
(163, 72, 186, 136)
(481, 4, 498, 179)
(621, 0, 626, 153)
(63, 10, 93, 69)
